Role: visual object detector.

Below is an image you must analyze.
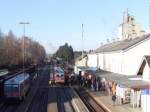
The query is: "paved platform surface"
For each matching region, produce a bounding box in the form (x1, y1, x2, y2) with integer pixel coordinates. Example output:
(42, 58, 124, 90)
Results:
(88, 90, 142, 112)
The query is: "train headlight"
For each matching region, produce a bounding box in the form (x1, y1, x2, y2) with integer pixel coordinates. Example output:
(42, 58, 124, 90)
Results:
(81, 72, 84, 76)
(89, 75, 92, 79)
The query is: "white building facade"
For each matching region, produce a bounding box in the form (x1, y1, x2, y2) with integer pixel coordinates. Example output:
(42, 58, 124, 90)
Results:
(87, 35, 150, 75)
(85, 10, 150, 112)
(87, 53, 98, 68)
(87, 10, 147, 76)
(75, 55, 88, 67)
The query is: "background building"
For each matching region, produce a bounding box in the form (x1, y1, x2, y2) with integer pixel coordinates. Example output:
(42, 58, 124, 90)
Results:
(118, 9, 145, 40)
(75, 54, 88, 67)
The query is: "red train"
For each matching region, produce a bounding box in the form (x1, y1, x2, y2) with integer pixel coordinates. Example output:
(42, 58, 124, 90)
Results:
(50, 66, 65, 84)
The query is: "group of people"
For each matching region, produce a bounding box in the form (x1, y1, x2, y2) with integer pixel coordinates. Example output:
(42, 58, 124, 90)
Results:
(77, 72, 117, 105)
(77, 72, 104, 92)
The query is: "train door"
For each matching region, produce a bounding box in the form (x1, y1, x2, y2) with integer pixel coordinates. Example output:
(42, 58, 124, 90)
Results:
(4, 84, 11, 97)
(12, 85, 19, 97)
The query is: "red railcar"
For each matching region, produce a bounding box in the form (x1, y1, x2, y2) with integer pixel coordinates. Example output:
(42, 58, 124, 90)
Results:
(50, 66, 65, 84)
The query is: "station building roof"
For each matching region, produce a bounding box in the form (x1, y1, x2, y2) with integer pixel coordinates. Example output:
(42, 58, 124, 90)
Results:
(95, 70, 150, 90)
(94, 34, 150, 53)
(145, 55, 150, 66)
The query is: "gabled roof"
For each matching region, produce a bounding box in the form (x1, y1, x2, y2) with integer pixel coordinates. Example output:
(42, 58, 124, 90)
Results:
(94, 34, 150, 53)
(145, 56, 150, 68)
(137, 55, 150, 75)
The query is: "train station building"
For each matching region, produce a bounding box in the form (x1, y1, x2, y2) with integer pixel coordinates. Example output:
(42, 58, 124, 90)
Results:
(87, 10, 149, 76)
(75, 11, 150, 112)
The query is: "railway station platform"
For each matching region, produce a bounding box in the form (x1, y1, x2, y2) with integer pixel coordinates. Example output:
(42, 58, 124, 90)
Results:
(88, 90, 142, 112)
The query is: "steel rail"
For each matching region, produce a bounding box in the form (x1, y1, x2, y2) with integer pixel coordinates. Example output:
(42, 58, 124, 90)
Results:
(75, 87, 109, 112)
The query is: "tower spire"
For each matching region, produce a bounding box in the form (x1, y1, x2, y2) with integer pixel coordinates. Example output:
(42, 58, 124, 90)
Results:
(123, 8, 129, 23)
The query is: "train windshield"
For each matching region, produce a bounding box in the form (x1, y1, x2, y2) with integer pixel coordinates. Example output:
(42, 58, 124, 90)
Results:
(56, 69, 64, 74)
(55, 67, 64, 74)
(5, 85, 18, 93)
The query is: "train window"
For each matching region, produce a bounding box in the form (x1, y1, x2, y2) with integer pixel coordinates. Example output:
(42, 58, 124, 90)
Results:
(20, 84, 23, 90)
(55, 70, 59, 73)
(13, 85, 18, 92)
(5, 85, 11, 93)
(24, 80, 27, 85)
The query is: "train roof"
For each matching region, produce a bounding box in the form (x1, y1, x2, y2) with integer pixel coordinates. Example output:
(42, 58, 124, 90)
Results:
(4, 73, 29, 85)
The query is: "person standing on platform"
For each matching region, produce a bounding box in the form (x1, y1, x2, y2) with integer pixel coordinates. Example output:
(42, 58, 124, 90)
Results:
(112, 82, 116, 106)
(93, 77, 97, 91)
(112, 93, 116, 106)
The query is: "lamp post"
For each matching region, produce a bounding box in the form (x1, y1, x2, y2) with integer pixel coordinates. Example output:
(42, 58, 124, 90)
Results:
(19, 22, 30, 73)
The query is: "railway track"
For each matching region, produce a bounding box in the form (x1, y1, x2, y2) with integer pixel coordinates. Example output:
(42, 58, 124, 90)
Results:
(56, 87, 75, 112)
(74, 87, 108, 112)
(21, 66, 49, 112)
(0, 101, 19, 112)
(0, 95, 22, 112)
(48, 86, 76, 112)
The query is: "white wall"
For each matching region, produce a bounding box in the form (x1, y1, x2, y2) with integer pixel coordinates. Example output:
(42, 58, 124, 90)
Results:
(87, 38, 150, 76)
(75, 57, 87, 67)
(87, 54, 98, 67)
(143, 63, 150, 80)
(141, 90, 150, 112)
(123, 38, 150, 75)
(98, 53, 104, 69)
(98, 52, 123, 74)
(98, 38, 150, 75)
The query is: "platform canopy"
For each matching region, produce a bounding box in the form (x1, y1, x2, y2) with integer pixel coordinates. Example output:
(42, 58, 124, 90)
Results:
(95, 70, 150, 90)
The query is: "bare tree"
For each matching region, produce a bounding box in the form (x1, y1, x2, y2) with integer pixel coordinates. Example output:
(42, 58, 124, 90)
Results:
(0, 30, 46, 68)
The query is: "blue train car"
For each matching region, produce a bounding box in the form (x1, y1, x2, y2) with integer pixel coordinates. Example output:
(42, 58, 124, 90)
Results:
(4, 73, 30, 100)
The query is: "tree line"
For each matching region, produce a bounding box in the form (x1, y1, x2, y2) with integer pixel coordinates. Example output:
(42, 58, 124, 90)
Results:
(0, 30, 46, 68)
(53, 43, 74, 64)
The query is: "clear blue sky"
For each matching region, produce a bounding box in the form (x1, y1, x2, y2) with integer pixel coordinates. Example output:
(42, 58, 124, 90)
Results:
(0, 0, 150, 53)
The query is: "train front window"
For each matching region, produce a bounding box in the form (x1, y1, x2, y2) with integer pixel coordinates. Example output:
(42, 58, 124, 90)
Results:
(13, 85, 18, 92)
(5, 85, 11, 93)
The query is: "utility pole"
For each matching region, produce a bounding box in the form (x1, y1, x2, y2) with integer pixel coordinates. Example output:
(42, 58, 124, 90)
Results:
(19, 22, 30, 73)
(82, 24, 84, 66)
(149, 6, 150, 29)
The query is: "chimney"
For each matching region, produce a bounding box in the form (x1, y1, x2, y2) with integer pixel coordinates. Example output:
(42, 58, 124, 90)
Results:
(117, 37, 120, 41)
(112, 38, 116, 42)
(106, 38, 110, 43)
